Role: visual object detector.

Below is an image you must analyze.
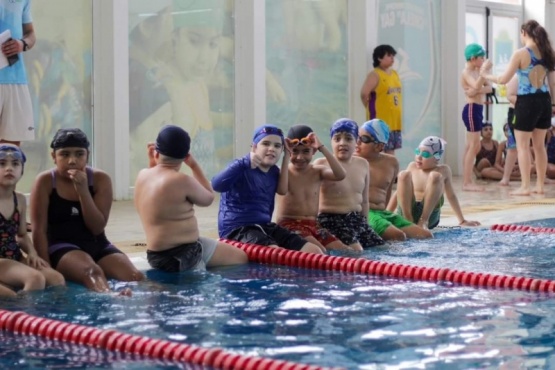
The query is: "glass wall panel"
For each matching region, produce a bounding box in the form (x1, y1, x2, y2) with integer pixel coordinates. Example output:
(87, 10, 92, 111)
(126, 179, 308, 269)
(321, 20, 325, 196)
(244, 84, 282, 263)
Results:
(20, 0, 93, 192)
(377, 0, 442, 168)
(490, 15, 519, 141)
(129, 0, 235, 183)
(265, 0, 348, 146)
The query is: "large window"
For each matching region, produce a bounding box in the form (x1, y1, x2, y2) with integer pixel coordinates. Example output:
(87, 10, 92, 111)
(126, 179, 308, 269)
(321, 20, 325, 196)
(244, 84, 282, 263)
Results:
(20, 0, 93, 192)
(265, 0, 349, 145)
(376, 0, 442, 169)
(128, 0, 235, 183)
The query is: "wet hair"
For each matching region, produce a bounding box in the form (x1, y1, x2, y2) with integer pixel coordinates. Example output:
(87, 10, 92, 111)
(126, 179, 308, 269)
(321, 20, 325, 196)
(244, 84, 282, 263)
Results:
(521, 20, 555, 71)
(50, 128, 90, 150)
(372, 44, 397, 68)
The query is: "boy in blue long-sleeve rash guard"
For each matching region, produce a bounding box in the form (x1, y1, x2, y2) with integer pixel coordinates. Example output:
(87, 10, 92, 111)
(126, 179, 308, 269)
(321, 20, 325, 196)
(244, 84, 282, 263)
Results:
(212, 124, 324, 254)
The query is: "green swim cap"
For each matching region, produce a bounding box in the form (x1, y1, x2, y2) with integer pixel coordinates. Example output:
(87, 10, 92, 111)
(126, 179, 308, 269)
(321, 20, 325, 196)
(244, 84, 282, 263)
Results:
(465, 43, 486, 61)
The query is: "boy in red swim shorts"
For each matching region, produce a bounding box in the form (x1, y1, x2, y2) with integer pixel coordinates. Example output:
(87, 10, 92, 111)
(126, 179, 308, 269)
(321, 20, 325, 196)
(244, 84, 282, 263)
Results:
(276, 124, 350, 251)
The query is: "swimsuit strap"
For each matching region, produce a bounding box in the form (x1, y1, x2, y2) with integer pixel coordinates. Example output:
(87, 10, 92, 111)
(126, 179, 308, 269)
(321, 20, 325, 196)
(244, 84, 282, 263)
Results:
(12, 191, 17, 208)
(50, 169, 57, 189)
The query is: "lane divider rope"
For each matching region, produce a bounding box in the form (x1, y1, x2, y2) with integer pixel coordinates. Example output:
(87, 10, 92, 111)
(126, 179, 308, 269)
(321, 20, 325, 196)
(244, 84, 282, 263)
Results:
(0, 309, 342, 369)
(491, 224, 555, 234)
(220, 239, 555, 293)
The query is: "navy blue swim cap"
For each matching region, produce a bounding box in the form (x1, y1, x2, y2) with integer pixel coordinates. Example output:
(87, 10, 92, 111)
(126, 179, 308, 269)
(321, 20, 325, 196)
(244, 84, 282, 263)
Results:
(50, 128, 90, 150)
(252, 124, 284, 144)
(330, 118, 358, 139)
(155, 124, 191, 159)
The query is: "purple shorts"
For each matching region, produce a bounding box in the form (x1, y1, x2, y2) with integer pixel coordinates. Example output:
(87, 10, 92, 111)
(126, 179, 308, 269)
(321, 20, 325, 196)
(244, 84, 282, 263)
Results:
(462, 103, 484, 132)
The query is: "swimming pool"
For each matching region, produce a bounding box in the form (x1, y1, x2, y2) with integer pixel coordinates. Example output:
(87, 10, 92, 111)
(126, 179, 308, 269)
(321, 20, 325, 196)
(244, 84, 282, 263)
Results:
(3, 222, 555, 369)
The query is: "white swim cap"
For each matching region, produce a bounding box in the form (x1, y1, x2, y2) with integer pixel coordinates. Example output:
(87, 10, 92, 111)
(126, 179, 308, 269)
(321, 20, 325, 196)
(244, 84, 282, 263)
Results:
(418, 136, 447, 159)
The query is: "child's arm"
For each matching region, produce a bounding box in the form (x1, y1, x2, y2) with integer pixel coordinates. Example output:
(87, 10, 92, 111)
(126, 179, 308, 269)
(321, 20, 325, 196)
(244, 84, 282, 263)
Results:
(30, 173, 52, 264)
(442, 166, 480, 226)
(276, 143, 291, 196)
(481, 52, 520, 85)
(74, 170, 112, 236)
(386, 190, 398, 212)
(211, 155, 250, 192)
(462, 69, 487, 91)
(360, 71, 379, 108)
(384, 159, 400, 206)
(311, 133, 345, 181)
(361, 167, 370, 219)
(17, 194, 48, 269)
(184, 154, 215, 207)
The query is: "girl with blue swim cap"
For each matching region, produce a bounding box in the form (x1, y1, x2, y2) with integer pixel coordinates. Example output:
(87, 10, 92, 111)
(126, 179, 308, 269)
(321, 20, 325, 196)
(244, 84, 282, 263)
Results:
(0, 144, 65, 296)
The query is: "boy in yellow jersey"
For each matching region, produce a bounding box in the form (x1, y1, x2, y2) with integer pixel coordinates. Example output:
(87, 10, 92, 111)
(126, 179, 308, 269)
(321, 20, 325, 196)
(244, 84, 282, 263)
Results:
(360, 44, 402, 155)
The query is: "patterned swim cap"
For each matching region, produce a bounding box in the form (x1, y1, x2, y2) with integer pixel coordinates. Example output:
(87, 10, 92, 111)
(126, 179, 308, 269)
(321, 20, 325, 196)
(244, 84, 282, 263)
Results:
(418, 136, 447, 159)
(361, 119, 390, 144)
(330, 118, 358, 139)
(253, 124, 284, 144)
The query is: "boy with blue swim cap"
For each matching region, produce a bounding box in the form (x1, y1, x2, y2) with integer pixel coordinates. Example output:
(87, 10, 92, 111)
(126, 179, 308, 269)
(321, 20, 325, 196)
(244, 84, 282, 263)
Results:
(356, 119, 433, 240)
(314, 118, 385, 250)
(0, 144, 65, 297)
(394, 135, 480, 230)
(211, 124, 324, 254)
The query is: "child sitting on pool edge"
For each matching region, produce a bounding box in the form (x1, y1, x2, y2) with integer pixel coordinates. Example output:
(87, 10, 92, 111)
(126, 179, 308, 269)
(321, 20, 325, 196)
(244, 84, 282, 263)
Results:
(30, 128, 144, 294)
(391, 136, 481, 229)
(211, 124, 324, 254)
(0, 145, 64, 296)
(134, 124, 248, 272)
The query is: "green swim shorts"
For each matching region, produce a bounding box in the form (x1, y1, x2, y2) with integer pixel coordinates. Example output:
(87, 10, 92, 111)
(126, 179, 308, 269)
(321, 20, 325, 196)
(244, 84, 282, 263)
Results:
(368, 209, 413, 236)
(397, 196, 444, 229)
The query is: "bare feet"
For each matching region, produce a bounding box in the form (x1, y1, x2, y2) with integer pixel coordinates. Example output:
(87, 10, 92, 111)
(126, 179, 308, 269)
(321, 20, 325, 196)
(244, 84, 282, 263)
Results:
(498, 180, 510, 186)
(510, 187, 531, 196)
(462, 183, 485, 192)
(532, 186, 545, 194)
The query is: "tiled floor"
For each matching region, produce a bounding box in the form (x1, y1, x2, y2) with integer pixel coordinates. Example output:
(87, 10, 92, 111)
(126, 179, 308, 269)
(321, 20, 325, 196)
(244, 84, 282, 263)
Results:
(107, 176, 555, 269)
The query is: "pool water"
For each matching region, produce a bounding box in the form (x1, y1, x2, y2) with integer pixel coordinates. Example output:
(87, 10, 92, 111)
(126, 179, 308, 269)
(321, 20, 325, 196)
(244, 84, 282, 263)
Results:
(3, 223, 555, 369)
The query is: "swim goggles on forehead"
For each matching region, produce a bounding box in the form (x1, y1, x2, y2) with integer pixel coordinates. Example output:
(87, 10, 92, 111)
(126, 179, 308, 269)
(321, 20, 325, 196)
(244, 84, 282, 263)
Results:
(289, 136, 311, 146)
(415, 148, 441, 160)
(0, 146, 25, 162)
(358, 135, 379, 144)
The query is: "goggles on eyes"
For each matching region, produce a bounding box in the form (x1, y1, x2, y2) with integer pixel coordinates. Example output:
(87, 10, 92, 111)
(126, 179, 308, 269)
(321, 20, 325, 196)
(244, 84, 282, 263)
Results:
(415, 148, 440, 160)
(359, 135, 378, 144)
(0, 146, 25, 163)
(289, 136, 311, 146)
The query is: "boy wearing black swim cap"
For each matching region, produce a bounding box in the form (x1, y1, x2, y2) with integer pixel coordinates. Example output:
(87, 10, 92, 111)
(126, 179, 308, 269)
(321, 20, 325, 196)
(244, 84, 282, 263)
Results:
(135, 125, 248, 272)
(276, 124, 349, 252)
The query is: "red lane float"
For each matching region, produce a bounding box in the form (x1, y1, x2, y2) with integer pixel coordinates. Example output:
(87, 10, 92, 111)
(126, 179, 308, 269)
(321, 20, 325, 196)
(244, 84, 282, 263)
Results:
(491, 223, 555, 234)
(0, 309, 342, 370)
(221, 239, 555, 293)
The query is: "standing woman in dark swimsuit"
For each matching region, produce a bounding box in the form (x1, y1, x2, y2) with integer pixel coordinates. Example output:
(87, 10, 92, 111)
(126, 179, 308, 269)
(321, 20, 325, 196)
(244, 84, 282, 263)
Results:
(30, 129, 144, 293)
(481, 20, 555, 196)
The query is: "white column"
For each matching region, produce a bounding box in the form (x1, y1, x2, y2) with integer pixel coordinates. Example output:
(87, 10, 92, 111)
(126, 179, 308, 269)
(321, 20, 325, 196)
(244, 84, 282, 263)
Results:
(441, 0, 466, 175)
(92, 0, 130, 199)
(234, 0, 266, 156)
(349, 0, 376, 124)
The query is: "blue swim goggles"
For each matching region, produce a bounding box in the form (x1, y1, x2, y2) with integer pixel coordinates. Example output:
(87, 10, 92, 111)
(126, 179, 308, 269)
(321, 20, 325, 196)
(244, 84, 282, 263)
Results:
(0, 145, 26, 163)
(415, 148, 440, 160)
